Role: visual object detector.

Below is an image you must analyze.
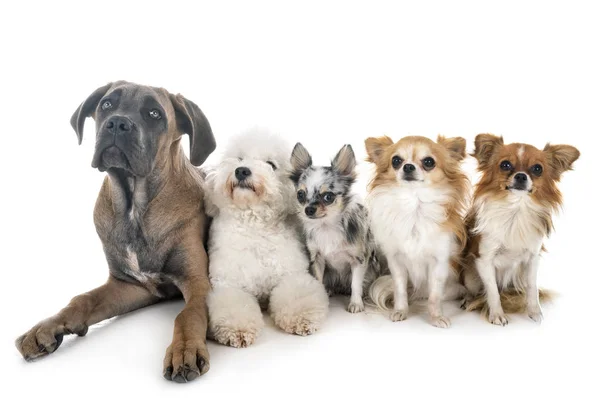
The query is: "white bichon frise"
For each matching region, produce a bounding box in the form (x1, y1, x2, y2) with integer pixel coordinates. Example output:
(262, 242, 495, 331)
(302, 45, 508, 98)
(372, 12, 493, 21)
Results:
(204, 129, 329, 348)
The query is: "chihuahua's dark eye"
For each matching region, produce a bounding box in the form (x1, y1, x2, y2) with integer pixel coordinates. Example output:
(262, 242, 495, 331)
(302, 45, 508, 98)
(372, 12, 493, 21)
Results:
(149, 109, 161, 119)
(500, 160, 513, 171)
(322, 192, 336, 204)
(422, 157, 436, 170)
(297, 190, 306, 203)
(101, 100, 112, 110)
(266, 161, 277, 170)
(530, 164, 543, 176)
(392, 156, 403, 169)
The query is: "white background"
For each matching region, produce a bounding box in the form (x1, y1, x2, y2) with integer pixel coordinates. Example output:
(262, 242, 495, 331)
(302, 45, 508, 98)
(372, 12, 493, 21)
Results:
(1, 1, 598, 397)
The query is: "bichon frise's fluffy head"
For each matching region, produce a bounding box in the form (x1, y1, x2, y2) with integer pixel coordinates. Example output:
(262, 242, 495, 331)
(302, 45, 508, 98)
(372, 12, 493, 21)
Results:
(205, 129, 295, 215)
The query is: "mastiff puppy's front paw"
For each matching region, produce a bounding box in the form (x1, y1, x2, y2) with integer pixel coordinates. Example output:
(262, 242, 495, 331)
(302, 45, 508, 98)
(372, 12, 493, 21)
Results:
(163, 340, 210, 383)
(15, 318, 88, 361)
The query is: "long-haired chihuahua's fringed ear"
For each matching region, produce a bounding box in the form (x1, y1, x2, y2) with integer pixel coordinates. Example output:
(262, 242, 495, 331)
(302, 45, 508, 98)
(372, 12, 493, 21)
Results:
(331, 145, 356, 177)
(544, 143, 580, 178)
(437, 136, 466, 161)
(472, 133, 504, 167)
(365, 136, 394, 164)
(290, 142, 312, 184)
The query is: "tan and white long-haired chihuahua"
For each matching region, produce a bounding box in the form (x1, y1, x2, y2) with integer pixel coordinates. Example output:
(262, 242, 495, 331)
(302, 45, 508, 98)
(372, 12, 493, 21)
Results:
(366, 135, 469, 328)
(461, 134, 580, 325)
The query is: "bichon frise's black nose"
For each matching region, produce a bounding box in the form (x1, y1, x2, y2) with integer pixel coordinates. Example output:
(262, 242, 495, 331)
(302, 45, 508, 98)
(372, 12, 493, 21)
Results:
(235, 167, 252, 181)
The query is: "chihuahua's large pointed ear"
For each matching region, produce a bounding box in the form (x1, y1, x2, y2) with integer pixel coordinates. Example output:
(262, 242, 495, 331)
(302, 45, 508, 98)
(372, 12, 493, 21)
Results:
(290, 142, 312, 170)
(365, 136, 394, 164)
(472, 133, 504, 167)
(170, 93, 216, 166)
(437, 135, 466, 161)
(331, 144, 356, 176)
(544, 143, 580, 177)
(70, 83, 113, 144)
(290, 142, 312, 183)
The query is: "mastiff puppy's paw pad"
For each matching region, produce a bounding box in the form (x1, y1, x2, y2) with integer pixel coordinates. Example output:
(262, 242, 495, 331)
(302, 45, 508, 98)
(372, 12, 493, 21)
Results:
(15, 321, 70, 361)
(163, 345, 210, 383)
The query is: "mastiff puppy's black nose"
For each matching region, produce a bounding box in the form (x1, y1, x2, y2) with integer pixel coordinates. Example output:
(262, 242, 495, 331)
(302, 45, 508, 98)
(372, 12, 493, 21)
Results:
(106, 116, 134, 134)
(235, 167, 252, 181)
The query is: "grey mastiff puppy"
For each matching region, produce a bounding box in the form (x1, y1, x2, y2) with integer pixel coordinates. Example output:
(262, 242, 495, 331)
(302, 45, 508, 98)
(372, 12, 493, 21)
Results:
(15, 81, 216, 383)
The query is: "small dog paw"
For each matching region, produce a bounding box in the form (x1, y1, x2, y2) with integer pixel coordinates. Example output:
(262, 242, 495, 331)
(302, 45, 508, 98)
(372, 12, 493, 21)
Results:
(163, 341, 209, 383)
(390, 310, 408, 322)
(431, 316, 451, 328)
(347, 300, 365, 313)
(213, 327, 258, 348)
(459, 297, 472, 310)
(528, 308, 543, 323)
(488, 312, 509, 326)
(282, 319, 319, 336)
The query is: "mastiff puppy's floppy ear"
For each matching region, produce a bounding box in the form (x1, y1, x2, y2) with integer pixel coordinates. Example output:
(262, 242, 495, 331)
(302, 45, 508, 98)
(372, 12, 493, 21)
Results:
(70, 82, 113, 144)
(170, 94, 216, 166)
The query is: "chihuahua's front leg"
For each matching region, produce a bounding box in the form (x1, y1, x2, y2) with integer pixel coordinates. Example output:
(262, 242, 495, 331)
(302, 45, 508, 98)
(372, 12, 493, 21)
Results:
(387, 253, 410, 322)
(525, 253, 543, 322)
(309, 247, 326, 285)
(428, 255, 451, 328)
(475, 255, 507, 326)
(348, 260, 367, 313)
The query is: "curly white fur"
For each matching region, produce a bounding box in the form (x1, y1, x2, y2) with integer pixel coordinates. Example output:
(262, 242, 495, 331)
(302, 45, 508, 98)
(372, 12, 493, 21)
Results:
(205, 129, 329, 347)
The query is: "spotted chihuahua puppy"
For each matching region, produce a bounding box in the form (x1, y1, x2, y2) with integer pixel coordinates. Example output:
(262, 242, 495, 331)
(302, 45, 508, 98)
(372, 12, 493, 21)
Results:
(290, 143, 381, 313)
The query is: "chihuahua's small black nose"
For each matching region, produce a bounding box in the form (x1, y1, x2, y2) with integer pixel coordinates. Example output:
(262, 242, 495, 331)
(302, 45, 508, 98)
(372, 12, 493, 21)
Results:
(514, 173, 528, 183)
(403, 163, 416, 173)
(235, 167, 252, 181)
(305, 206, 317, 217)
(106, 116, 133, 134)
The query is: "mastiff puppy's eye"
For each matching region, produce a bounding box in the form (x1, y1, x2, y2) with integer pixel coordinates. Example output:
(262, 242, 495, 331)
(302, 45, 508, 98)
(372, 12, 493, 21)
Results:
(149, 109, 162, 119)
(101, 100, 112, 110)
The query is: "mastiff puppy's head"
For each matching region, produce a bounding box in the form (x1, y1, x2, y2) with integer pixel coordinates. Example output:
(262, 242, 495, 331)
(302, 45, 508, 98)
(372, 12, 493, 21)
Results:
(70, 81, 216, 175)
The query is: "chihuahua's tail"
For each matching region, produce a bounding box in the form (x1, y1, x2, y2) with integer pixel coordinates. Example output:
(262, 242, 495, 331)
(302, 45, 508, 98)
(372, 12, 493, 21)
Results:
(368, 275, 395, 311)
(465, 288, 555, 315)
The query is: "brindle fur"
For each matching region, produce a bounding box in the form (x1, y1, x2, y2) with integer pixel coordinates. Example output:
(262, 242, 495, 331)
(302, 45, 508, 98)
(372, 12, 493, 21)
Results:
(15, 81, 216, 383)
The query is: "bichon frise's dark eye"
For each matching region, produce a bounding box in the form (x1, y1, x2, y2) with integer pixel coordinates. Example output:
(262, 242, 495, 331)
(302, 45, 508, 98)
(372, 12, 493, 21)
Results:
(266, 161, 277, 170)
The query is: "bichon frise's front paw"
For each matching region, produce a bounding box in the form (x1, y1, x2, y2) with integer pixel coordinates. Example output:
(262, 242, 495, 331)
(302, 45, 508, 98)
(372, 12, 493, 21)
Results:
(207, 286, 264, 348)
(269, 273, 329, 336)
(211, 326, 259, 348)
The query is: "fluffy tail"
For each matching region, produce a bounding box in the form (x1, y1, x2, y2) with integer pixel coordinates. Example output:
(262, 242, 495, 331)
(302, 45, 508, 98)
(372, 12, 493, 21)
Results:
(368, 275, 395, 311)
(465, 288, 555, 315)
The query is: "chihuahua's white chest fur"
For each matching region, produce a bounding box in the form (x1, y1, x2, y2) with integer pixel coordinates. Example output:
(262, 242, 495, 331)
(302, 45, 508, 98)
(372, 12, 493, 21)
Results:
(474, 195, 546, 289)
(368, 185, 457, 290)
(305, 218, 356, 271)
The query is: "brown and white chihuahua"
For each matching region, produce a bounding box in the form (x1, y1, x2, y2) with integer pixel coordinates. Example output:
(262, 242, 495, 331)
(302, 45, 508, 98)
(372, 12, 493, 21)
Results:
(461, 134, 580, 325)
